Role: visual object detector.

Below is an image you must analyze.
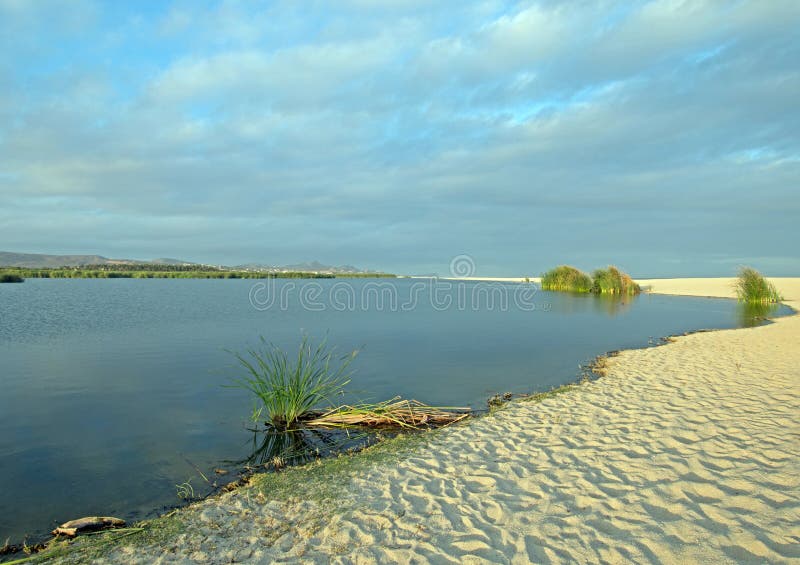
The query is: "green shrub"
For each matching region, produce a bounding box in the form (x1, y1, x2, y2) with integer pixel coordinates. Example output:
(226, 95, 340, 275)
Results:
(591, 266, 640, 295)
(540, 265, 593, 293)
(0, 273, 24, 283)
(735, 267, 781, 303)
(230, 336, 357, 430)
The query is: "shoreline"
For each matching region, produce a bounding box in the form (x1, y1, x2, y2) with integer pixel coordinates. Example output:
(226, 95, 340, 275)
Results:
(34, 278, 800, 563)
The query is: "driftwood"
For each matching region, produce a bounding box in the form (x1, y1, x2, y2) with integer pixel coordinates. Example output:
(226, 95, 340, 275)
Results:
(52, 516, 125, 537)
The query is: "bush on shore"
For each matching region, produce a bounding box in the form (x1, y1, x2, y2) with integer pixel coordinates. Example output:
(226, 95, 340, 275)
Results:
(591, 266, 640, 295)
(540, 265, 640, 295)
(735, 267, 781, 303)
(540, 265, 593, 293)
(0, 273, 24, 283)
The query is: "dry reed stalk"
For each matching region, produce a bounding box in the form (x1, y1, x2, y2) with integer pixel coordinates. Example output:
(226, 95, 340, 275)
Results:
(304, 397, 470, 429)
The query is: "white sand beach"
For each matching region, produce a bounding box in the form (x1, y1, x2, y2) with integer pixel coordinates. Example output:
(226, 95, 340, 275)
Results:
(59, 278, 800, 564)
(638, 277, 794, 299)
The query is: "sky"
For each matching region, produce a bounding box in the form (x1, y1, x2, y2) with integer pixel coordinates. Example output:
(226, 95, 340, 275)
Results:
(0, 0, 798, 276)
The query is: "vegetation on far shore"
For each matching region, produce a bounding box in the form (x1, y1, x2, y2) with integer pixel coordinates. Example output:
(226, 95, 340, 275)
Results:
(0, 265, 395, 280)
(735, 267, 782, 304)
(591, 266, 641, 295)
(540, 265, 592, 293)
(541, 264, 640, 295)
(0, 273, 24, 283)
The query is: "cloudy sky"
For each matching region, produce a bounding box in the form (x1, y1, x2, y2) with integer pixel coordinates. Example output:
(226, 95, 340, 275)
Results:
(1, 1, 798, 276)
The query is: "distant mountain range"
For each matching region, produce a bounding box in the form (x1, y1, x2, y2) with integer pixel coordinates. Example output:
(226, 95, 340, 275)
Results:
(0, 251, 370, 274)
(0, 251, 198, 268)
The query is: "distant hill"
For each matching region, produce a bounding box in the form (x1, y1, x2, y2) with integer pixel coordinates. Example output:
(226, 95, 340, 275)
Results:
(0, 251, 197, 268)
(0, 251, 118, 268)
(0, 251, 374, 273)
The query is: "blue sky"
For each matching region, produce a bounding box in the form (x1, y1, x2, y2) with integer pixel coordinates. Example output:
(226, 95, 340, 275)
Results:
(1, 0, 798, 276)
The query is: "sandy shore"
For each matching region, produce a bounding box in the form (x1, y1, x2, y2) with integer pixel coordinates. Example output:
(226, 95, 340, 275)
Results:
(58, 279, 800, 564)
(637, 277, 794, 299)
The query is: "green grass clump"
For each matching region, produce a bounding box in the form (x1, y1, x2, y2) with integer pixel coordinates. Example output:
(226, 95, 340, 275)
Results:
(540, 264, 640, 295)
(591, 266, 640, 295)
(0, 273, 24, 283)
(230, 336, 357, 430)
(540, 265, 593, 293)
(735, 267, 781, 303)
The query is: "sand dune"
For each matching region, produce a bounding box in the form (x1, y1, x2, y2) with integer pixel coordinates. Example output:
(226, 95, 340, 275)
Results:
(63, 279, 800, 564)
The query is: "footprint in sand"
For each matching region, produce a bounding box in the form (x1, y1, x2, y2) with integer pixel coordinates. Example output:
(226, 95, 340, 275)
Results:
(463, 474, 497, 493)
(480, 499, 504, 524)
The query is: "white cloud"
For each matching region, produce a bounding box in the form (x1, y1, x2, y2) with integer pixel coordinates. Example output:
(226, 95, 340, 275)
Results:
(0, 0, 798, 274)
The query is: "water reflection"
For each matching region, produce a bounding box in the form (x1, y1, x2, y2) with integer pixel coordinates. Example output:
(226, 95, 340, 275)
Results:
(591, 294, 635, 316)
(737, 302, 780, 328)
(236, 427, 374, 468)
(543, 291, 636, 317)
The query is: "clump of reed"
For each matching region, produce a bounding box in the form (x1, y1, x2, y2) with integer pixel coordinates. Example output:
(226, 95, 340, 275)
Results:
(735, 267, 781, 303)
(540, 264, 640, 295)
(230, 336, 356, 430)
(0, 273, 24, 283)
(231, 338, 470, 434)
(540, 265, 592, 293)
(591, 266, 640, 295)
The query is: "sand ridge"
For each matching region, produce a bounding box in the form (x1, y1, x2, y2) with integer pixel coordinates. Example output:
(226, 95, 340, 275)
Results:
(62, 279, 800, 564)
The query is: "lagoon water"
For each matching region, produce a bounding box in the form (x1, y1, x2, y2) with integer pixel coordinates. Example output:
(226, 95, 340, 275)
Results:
(0, 278, 790, 542)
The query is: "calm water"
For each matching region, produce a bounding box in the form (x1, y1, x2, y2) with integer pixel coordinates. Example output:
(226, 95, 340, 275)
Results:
(0, 278, 790, 542)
